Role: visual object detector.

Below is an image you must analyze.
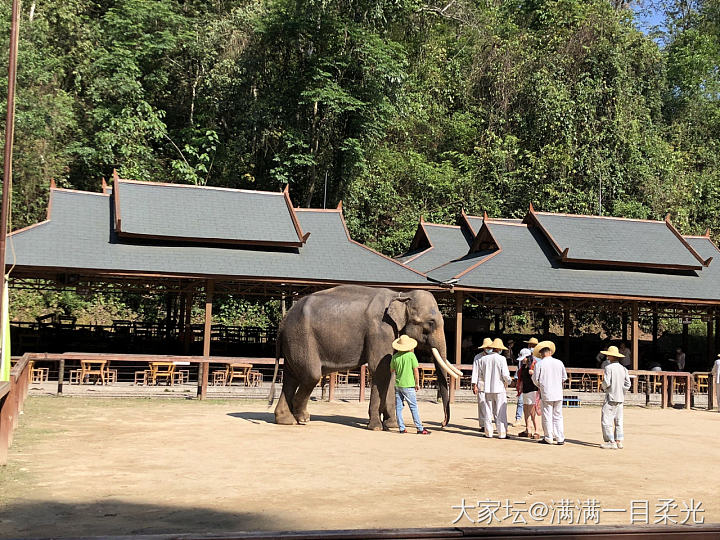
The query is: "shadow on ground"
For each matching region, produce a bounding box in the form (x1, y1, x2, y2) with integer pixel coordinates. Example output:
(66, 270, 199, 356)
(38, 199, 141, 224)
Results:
(0, 500, 293, 537)
(227, 411, 369, 429)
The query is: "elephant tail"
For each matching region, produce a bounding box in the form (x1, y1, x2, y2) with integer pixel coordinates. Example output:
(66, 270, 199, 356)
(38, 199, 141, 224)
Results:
(268, 342, 281, 406)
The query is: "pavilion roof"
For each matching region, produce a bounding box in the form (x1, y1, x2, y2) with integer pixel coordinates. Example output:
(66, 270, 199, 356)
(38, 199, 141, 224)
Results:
(6, 181, 429, 288)
(113, 176, 305, 247)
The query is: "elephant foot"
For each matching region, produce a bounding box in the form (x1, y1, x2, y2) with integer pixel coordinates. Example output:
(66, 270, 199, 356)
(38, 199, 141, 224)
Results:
(294, 412, 310, 425)
(384, 418, 398, 429)
(367, 419, 383, 431)
(275, 411, 298, 425)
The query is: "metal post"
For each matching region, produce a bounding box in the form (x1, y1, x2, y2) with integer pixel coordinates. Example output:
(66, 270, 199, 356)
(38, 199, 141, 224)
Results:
(0, 0, 21, 347)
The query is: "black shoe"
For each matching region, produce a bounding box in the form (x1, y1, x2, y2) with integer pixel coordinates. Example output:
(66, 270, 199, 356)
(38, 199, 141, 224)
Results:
(539, 439, 554, 445)
(556, 440, 565, 445)
(399, 430, 406, 434)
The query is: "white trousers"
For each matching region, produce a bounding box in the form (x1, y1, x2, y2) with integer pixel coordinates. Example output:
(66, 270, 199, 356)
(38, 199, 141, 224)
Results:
(484, 392, 508, 437)
(541, 400, 564, 443)
(477, 392, 487, 428)
(601, 399, 624, 442)
(716, 383, 720, 413)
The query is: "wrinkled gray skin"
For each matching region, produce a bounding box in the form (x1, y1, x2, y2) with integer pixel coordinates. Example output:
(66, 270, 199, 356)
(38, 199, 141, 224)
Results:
(268, 285, 450, 429)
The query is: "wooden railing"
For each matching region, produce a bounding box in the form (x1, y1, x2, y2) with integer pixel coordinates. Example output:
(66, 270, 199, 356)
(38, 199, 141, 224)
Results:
(0, 353, 33, 465)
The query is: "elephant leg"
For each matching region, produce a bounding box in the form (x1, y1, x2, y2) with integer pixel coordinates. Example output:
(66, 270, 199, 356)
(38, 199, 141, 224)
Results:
(367, 379, 384, 430)
(292, 376, 320, 424)
(381, 369, 398, 428)
(275, 370, 299, 425)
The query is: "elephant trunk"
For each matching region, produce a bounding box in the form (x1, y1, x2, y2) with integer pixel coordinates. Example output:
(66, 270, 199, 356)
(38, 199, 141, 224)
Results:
(430, 344, 453, 427)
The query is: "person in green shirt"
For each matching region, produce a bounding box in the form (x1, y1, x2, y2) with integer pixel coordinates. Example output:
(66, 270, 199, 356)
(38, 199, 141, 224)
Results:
(390, 334, 430, 435)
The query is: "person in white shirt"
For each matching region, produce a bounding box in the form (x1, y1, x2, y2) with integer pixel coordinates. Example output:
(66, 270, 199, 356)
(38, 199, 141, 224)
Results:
(531, 340, 567, 445)
(471, 337, 494, 433)
(712, 353, 720, 413)
(670, 348, 686, 371)
(477, 338, 512, 438)
(599, 346, 631, 449)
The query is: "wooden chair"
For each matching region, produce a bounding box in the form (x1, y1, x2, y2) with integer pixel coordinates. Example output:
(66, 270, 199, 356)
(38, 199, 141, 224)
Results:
(695, 374, 709, 394)
(420, 367, 437, 388)
(69, 369, 82, 384)
(105, 360, 118, 384)
(80, 359, 107, 385)
(211, 366, 229, 386)
(134, 363, 152, 385)
(29, 360, 50, 383)
(248, 370, 263, 387)
(227, 363, 251, 386)
(149, 362, 176, 385)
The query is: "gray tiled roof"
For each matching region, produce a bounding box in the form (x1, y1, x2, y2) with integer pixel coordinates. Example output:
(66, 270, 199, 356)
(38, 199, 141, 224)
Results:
(6, 189, 428, 286)
(401, 224, 472, 274)
(115, 180, 302, 245)
(531, 212, 704, 269)
(429, 221, 720, 302)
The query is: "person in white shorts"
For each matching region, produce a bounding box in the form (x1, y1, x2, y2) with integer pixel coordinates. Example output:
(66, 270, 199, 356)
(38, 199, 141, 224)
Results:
(516, 348, 540, 439)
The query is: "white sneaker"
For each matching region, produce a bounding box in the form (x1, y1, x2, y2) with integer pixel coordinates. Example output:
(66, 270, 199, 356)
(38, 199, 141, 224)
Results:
(616, 441, 624, 449)
(601, 442, 618, 449)
(498, 432, 507, 439)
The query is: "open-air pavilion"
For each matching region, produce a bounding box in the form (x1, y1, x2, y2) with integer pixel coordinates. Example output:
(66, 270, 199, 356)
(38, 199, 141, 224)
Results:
(4, 176, 720, 407)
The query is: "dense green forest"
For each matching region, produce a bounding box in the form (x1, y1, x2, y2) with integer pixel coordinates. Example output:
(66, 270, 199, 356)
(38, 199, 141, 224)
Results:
(1, 0, 719, 326)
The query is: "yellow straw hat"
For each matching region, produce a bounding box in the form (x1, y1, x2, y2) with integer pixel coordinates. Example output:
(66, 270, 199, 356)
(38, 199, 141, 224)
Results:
(524, 337, 539, 346)
(492, 338, 508, 351)
(601, 345, 625, 358)
(479, 337, 494, 349)
(533, 340, 556, 357)
(392, 334, 417, 352)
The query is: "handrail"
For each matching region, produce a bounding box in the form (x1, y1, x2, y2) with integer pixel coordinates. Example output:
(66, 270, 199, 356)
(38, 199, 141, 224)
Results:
(0, 381, 9, 400)
(1, 352, 33, 465)
(10, 353, 30, 378)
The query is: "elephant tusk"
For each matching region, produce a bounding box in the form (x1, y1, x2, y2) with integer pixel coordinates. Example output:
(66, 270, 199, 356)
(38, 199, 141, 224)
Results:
(432, 348, 459, 380)
(432, 348, 463, 378)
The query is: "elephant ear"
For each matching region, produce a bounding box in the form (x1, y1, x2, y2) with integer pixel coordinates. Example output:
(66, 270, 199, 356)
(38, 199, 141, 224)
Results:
(386, 297, 411, 333)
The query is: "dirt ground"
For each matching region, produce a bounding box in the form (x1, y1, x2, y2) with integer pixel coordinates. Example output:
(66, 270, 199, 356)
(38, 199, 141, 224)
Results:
(0, 396, 718, 537)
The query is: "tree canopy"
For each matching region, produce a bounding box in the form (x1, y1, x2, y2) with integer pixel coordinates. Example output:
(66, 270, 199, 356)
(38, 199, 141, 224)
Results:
(1, 0, 719, 258)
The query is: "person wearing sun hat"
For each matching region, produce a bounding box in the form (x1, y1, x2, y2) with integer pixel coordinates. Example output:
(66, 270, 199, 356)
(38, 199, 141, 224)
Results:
(599, 345, 631, 449)
(531, 340, 567, 445)
(472, 337, 494, 432)
(712, 353, 720, 413)
(513, 337, 539, 423)
(477, 338, 512, 438)
(390, 334, 429, 435)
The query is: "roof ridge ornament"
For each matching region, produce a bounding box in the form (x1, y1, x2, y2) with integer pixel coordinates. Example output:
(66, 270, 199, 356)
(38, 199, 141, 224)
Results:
(50, 178, 56, 190)
(101, 178, 108, 194)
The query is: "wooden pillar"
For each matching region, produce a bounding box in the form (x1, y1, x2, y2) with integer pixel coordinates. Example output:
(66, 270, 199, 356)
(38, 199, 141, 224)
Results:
(563, 309, 571, 362)
(57, 358, 65, 395)
(621, 313, 628, 343)
(682, 320, 689, 354)
(359, 365, 366, 403)
(494, 314, 501, 333)
(328, 372, 336, 401)
(631, 303, 639, 392)
(661, 375, 668, 409)
(183, 290, 193, 355)
(198, 280, 214, 399)
(685, 374, 692, 410)
(451, 292, 463, 404)
(165, 293, 173, 341)
(542, 314, 550, 337)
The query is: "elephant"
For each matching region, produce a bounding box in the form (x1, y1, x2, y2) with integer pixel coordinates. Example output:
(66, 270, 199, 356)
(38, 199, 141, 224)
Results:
(268, 284, 459, 429)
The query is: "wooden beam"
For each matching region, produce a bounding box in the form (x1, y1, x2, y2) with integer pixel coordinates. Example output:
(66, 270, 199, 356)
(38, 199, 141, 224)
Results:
(198, 280, 214, 399)
(451, 292, 464, 404)
(631, 303, 639, 393)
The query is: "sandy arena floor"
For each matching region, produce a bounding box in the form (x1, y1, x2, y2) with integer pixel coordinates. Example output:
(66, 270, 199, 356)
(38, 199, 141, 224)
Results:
(0, 396, 718, 537)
